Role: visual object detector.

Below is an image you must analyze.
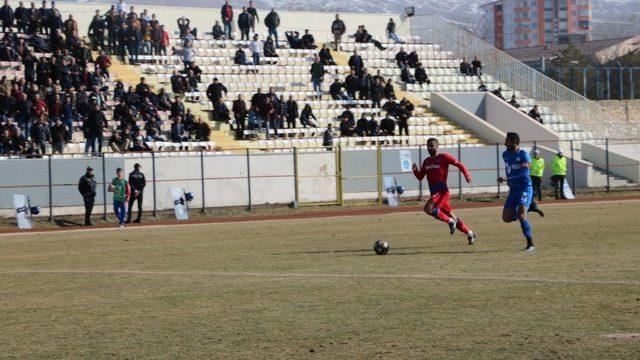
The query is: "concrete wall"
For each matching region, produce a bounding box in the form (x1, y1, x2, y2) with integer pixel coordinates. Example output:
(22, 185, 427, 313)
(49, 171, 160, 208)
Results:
(582, 143, 640, 183)
(596, 100, 640, 123)
(11, 1, 406, 41)
(430, 92, 592, 188)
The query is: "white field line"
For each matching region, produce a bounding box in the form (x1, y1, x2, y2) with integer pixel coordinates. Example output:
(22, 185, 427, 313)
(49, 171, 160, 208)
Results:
(2, 198, 639, 238)
(3, 269, 640, 286)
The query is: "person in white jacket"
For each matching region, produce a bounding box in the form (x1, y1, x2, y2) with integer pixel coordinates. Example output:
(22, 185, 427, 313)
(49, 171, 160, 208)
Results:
(249, 34, 263, 66)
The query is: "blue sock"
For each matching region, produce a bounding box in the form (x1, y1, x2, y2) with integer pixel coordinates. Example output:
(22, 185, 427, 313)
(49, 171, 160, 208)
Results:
(519, 218, 533, 246)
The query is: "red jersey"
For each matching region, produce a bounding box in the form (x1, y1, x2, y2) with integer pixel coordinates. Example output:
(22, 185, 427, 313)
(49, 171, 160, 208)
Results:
(413, 153, 471, 194)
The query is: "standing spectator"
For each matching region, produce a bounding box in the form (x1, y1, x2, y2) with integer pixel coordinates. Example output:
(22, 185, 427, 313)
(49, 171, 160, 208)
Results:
(61, 95, 75, 141)
(247, 0, 259, 32)
(88, 10, 105, 51)
(50, 118, 66, 153)
(78, 166, 97, 226)
(30, 116, 51, 154)
(63, 14, 78, 39)
(249, 34, 262, 65)
(238, 6, 250, 41)
(232, 94, 247, 137)
(386, 18, 403, 43)
(331, 14, 346, 51)
(126, 163, 145, 223)
(15, 1, 28, 33)
(0, 0, 14, 33)
(472, 55, 482, 76)
(285, 95, 298, 129)
(179, 41, 197, 68)
(220, 0, 233, 39)
(460, 57, 472, 76)
(348, 50, 364, 78)
(142, 22, 152, 55)
(127, 21, 142, 64)
(264, 8, 280, 48)
(116, 0, 129, 14)
(322, 123, 334, 150)
(384, 78, 396, 100)
(551, 149, 567, 200)
(397, 104, 410, 136)
(359, 68, 372, 100)
(83, 102, 105, 155)
(108, 167, 130, 228)
(310, 56, 325, 100)
(370, 78, 384, 108)
(530, 149, 545, 202)
(157, 24, 169, 57)
(528, 105, 543, 124)
(206, 77, 228, 104)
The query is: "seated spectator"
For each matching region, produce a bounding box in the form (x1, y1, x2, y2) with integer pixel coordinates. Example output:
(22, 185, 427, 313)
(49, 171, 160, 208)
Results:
(508, 94, 520, 108)
(301, 29, 316, 49)
(400, 65, 415, 84)
(528, 105, 543, 124)
(477, 81, 488, 92)
(170, 116, 189, 142)
(356, 115, 369, 137)
(212, 20, 225, 40)
(264, 37, 278, 58)
(109, 131, 129, 153)
(460, 57, 472, 76)
(285, 31, 302, 49)
(386, 18, 403, 44)
(177, 16, 197, 41)
(329, 79, 344, 100)
(384, 79, 396, 100)
(395, 47, 408, 68)
(407, 50, 419, 68)
(339, 115, 356, 137)
(380, 114, 396, 135)
(354, 25, 386, 50)
(367, 117, 380, 136)
(130, 136, 151, 152)
(472, 55, 482, 76)
(492, 87, 505, 100)
(299, 104, 317, 128)
(206, 78, 228, 104)
(144, 118, 164, 142)
(234, 46, 251, 65)
(414, 64, 430, 85)
(194, 116, 211, 141)
(170, 70, 188, 94)
(213, 99, 231, 123)
(318, 44, 335, 65)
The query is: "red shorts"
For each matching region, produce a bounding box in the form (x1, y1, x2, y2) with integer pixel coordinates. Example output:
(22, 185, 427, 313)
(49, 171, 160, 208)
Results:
(429, 190, 452, 213)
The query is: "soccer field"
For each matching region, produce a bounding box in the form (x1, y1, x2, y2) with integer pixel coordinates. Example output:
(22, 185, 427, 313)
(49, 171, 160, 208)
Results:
(2, 200, 640, 358)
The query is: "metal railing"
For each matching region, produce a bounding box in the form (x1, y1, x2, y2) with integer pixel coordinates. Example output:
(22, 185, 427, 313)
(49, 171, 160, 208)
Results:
(409, 14, 640, 139)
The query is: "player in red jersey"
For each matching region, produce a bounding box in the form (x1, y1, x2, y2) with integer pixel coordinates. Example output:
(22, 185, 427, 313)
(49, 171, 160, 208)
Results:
(412, 137, 476, 244)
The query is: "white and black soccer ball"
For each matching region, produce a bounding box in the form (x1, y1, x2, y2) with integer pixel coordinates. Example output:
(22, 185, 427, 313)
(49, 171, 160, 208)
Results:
(373, 240, 389, 255)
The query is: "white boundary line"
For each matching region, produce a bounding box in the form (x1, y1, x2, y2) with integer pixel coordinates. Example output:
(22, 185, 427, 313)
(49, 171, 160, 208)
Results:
(2, 198, 639, 238)
(3, 269, 640, 286)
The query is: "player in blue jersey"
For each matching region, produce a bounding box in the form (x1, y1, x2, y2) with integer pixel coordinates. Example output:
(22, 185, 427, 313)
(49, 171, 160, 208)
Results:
(498, 132, 543, 252)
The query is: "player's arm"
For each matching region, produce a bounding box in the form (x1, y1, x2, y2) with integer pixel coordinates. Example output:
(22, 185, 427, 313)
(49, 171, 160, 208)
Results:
(448, 154, 472, 183)
(125, 182, 131, 202)
(412, 160, 425, 181)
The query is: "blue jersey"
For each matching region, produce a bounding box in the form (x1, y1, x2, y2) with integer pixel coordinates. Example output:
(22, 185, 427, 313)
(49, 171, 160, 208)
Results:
(503, 148, 532, 190)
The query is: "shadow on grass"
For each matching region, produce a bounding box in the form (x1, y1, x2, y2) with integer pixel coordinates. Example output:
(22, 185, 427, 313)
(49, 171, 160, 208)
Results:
(339, 249, 505, 257)
(54, 219, 84, 227)
(273, 247, 504, 256)
(272, 246, 433, 256)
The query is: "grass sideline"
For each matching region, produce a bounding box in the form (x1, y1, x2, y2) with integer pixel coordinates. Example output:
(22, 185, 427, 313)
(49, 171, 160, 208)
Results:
(2, 200, 640, 358)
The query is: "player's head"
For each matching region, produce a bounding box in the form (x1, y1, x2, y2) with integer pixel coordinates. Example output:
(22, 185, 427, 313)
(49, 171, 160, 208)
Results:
(426, 137, 439, 157)
(504, 132, 520, 151)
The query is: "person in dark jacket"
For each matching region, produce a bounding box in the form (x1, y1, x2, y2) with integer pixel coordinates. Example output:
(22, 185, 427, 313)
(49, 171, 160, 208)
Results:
(88, 10, 105, 51)
(329, 79, 344, 100)
(237, 7, 250, 41)
(310, 56, 325, 99)
(356, 115, 368, 136)
(386, 18, 403, 43)
(234, 46, 251, 65)
(127, 23, 142, 64)
(83, 103, 106, 154)
(264, 8, 280, 48)
(206, 78, 228, 104)
(528, 105, 543, 124)
(460, 57, 472, 76)
(331, 14, 345, 51)
(126, 163, 145, 223)
(50, 118, 67, 153)
(472, 56, 482, 76)
(359, 68, 372, 100)
(318, 44, 335, 65)
(384, 79, 396, 100)
(30, 116, 51, 153)
(301, 29, 316, 49)
(285, 96, 298, 129)
(78, 166, 97, 226)
(348, 50, 364, 78)
(415, 64, 430, 85)
(322, 123, 334, 150)
(232, 94, 247, 138)
(264, 36, 277, 57)
(14, 1, 28, 33)
(370, 78, 384, 108)
(299, 104, 317, 128)
(380, 114, 396, 136)
(0, 0, 14, 32)
(395, 47, 408, 68)
(212, 20, 224, 40)
(344, 69, 359, 99)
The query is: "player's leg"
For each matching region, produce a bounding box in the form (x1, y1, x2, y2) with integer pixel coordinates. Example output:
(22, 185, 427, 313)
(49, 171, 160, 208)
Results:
(502, 191, 517, 223)
(442, 207, 476, 244)
(517, 188, 535, 251)
(527, 199, 545, 217)
(428, 191, 457, 234)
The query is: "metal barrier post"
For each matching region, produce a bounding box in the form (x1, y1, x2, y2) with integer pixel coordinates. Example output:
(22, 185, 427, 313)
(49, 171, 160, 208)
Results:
(418, 145, 423, 201)
(200, 149, 205, 213)
(246, 148, 252, 210)
(152, 151, 157, 217)
(102, 154, 107, 221)
(570, 140, 576, 194)
(337, 146, 344, 206)
(48, 155, 53, 222)
(377, 143, 382, 205)
(495, 142, 501, 198)
(457, 142, 462, 199)
(605, 138, 611, 192)
(293, 147, 299, 206)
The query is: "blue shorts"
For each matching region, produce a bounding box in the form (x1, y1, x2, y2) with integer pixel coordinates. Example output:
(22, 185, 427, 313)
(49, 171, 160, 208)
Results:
(504, 187, 533, 211)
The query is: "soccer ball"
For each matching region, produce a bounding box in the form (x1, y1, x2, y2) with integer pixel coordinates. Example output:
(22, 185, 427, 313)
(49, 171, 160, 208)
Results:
(373, 240, 389, 255)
